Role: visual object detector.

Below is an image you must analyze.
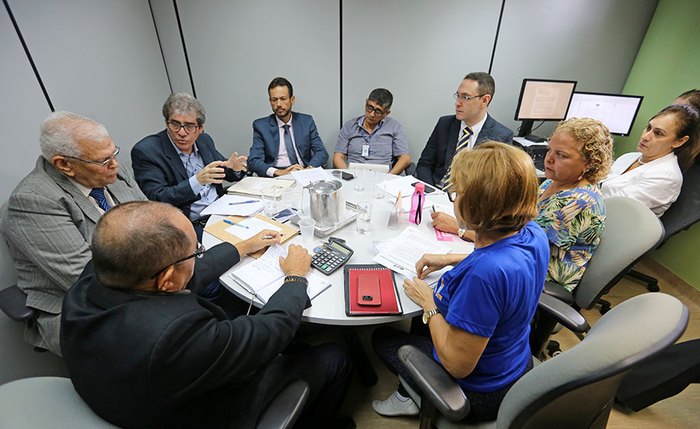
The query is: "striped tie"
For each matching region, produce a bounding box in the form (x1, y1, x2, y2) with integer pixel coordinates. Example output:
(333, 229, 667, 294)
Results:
(89, 188, 111, 212)
(439, 126, 474, 189)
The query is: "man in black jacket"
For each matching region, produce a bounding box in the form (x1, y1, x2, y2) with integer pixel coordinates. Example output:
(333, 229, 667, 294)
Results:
(60, 201, 352, 428)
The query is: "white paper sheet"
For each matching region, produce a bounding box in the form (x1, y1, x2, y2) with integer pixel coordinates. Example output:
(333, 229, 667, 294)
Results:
(290, 167, 335, 187)
(224, 217, 282, 240)
(227, 176, 295, 196)
(201, 195, 265, 216)
(373, 227, 452, 280)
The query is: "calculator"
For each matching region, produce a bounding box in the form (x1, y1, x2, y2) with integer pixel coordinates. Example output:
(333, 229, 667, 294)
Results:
(312, 237, 354, 275)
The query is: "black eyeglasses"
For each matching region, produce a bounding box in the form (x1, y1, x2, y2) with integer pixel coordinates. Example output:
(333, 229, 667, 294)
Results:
(365, 104, 386, 116)
(150, 242, 206, 279)
(446, 186, 458, 202)
(63, 147, 120, 167)
(453, 93, 485, 103)
(166, 120, 199, 134)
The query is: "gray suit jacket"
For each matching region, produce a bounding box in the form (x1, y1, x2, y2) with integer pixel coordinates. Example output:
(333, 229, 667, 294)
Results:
(0, 157, 146, 353)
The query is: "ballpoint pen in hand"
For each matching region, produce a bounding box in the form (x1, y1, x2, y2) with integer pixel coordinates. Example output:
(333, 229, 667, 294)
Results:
(229, 200, 259, 205)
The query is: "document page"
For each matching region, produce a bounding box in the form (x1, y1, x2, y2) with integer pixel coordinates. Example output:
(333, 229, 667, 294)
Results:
(227, 177, 295, 196)
(374, 227, 451, 278)
(290, 167, 335, 187)
(201, 194, 265, 216)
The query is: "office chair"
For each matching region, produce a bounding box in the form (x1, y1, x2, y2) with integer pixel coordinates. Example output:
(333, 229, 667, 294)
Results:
(398, 292, 688, 429)
(625, 162, 700, 292)
(0, 376, 310, 429)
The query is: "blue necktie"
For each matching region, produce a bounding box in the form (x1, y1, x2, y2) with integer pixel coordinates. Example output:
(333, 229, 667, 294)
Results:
(89, 188, 111, 212)
(283, 124, 300, 166)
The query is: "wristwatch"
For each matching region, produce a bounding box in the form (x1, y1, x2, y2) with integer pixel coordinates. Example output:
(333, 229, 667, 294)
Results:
(457, 227, 466, 239)
(284, 275, 309, 286)
(422, 308, 439, 325)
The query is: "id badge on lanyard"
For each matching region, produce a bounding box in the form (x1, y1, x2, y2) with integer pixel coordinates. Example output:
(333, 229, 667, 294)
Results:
(361, 144, 370, 158)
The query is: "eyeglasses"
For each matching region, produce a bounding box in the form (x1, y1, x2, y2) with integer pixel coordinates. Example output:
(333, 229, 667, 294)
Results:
(269, 96, 290, 103)
(365, 104, 386, 116)
(453, 93, 485, 103)
(150, 242, 206, 279)
(445, 186, 458, 202)
(63, 147, 120, 167)
(166, 120, 199, 134)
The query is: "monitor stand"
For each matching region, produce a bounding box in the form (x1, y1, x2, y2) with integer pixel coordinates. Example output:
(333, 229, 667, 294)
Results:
(518, 120, 546, 142)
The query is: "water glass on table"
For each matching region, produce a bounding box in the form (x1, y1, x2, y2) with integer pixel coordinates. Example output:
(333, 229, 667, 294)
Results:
(262, 185, 281, 217)
(298, 217, 316, 243)
(353, 168, 366, 192)
(373, 171, 385, 199)
(356, 202, 372, 234)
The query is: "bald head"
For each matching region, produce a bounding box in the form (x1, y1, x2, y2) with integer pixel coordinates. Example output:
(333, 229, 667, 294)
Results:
(91, 201, 194, 290)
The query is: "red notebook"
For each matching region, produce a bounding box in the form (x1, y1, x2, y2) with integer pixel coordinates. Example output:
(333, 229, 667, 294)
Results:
(344, 264, 403, 316)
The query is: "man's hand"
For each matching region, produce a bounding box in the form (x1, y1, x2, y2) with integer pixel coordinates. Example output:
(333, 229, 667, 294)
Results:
(224, 152, 247, 172)
(196, 161, 227, 185)
(279, 244, 311, 277)
(431, 212, 459, 234)
(235, 230, 281, 256)
(273, 164, 303, 176)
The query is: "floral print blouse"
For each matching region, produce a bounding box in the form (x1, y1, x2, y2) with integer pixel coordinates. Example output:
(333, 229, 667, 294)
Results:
(535, 180, 606, 292)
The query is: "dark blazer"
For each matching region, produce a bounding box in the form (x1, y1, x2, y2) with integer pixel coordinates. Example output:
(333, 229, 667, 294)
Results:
(60, 243, 310, 429)
(131, 130, 244, 216)
(415, 114, 514, 185)
(248, 112, 329, 177)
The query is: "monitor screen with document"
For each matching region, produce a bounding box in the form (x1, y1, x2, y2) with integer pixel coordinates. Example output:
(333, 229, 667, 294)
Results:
(565, 92, 644, 136)
(514, 78, 577, 138)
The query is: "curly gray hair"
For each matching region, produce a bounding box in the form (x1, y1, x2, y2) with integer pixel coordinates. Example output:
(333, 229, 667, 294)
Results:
(39, 111, 109, 160)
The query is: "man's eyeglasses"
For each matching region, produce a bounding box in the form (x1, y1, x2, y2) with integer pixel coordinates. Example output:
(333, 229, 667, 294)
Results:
(150, 242, 206, 279)
(63, 147, 120, 168)
(365, 104, 386, 116)
(453, 93, 485, 103)
(166, 120, 199, 134)
(269, 96, 290, 103)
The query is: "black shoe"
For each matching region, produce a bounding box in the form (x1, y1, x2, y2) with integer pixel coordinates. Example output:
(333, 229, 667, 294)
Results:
(332, 415, 356, 429)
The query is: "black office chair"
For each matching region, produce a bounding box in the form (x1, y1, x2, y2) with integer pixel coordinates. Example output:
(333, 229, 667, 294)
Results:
(625, 162, 700, 291)
(398, 293, 688, 429)
(0, 285, 33, 323)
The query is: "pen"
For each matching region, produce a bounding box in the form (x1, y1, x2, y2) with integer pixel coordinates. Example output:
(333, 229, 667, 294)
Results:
(223, 219, 250, 229)
(229, 200, 259, 205)
(262, 234, 284, 239)
(431, 205, 436, 214)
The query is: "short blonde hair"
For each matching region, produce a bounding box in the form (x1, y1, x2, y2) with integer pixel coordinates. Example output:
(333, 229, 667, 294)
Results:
(448, 142, 538, 233)
(552, 118, 613, 182)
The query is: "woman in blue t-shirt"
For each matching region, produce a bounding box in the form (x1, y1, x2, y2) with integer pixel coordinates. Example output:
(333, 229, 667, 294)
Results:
(372, 142, 550, 422)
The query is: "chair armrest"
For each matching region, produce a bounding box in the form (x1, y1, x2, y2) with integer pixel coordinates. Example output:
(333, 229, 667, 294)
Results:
(255, 380, 310, 429)
(538, 293, 589, 333)
(0, 285, 34, 322)
(404, 162, 416, 177)
(398, 345, 470, 422)
(542, 281, 574, 304)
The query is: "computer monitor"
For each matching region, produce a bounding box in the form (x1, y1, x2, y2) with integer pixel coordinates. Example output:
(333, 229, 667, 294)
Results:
(514, 78, 577, 139)
(565, 92, 644, 136)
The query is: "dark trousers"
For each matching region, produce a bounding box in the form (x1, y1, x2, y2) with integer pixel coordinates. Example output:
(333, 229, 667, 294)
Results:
(372, 325, 528, 422)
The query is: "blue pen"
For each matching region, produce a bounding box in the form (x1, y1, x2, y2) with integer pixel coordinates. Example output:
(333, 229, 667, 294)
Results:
(223, 219, 250, 229)
(228, 200, 258, 205)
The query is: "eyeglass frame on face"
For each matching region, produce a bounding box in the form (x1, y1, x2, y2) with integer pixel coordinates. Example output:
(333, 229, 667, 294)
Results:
(150, 242, 206, 279)
(166, 120, 200, 134)
(365, 104, 387, 116)
(62, 147, 120, 168)
(269, 96, 291, 104)
(446, 185, 458, 202)
(453, 92, 486, 103)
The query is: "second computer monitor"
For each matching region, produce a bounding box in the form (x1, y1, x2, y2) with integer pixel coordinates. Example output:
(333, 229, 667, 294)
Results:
(514, 79, 577, 138)
(565, 92, 644, 136)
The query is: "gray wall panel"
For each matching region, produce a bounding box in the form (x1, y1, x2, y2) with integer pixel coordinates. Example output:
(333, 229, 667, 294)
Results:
(176, 0, 341, 159)
(490, 0, 658, 138)
(149, 0, 192, 94)
(342, 0, 502, 158)
(9, 0, 171, 157)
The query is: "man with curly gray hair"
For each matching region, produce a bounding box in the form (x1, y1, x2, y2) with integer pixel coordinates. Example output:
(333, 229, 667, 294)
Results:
(0, 111, 146, 355)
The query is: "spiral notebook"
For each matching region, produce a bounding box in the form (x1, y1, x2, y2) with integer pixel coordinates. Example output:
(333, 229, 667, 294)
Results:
(343, 264, 402, 316)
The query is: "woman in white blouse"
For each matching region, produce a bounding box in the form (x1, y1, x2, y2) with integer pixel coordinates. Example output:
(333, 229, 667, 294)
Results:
(601, 104, 699, 216)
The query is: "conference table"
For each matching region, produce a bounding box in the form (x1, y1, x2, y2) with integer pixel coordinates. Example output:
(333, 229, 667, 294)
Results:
(203, 170, 474, 384)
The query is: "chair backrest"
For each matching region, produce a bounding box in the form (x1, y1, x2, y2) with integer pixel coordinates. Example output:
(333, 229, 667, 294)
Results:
(659, 162, 700, 243)
(497, 293, 688, 429)
(573, 197, 663, 309)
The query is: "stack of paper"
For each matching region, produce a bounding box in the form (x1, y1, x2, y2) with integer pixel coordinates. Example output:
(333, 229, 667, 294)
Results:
(229, 244, 331, 303)
(290, 167, 335, 187)
(373, 227, 452, 285)
(201, 195, 266, 217)
(227, 177, 296, 197)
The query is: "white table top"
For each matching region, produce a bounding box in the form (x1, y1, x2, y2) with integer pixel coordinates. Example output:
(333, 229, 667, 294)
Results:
(204, 172, 474, 326)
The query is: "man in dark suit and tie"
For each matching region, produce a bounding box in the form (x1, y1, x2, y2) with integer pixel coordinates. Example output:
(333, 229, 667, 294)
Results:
(131, 93, 248, 239)
(248, 77, 329, 177)
(415, 72, 514, 187)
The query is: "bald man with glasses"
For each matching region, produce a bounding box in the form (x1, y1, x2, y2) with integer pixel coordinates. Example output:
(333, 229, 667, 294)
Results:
(0, 111, 147, 355)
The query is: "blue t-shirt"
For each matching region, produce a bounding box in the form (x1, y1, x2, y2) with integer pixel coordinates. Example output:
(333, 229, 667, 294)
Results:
(432, 221, 549, 392)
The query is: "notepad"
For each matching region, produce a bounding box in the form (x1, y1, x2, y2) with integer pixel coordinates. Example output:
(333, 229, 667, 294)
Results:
(228, 244, 331, 303)
(344, 264, 402, 316)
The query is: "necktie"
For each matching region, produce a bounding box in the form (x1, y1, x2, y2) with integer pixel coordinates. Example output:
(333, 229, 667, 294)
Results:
(89, 188, 111, 212)
(283, 125, 300, 166)
(440, 126, 474, 189)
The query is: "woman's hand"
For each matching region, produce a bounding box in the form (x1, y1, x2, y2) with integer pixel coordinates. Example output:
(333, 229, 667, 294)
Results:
(415, 253, 452, 280)
(403, 276, 435, 310)
(430, 212, 459, 234)
(236, 229, 281, 256)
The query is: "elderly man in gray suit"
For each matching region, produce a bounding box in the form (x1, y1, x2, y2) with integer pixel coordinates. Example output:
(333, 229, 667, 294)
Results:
(0, 112, 146, 355)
